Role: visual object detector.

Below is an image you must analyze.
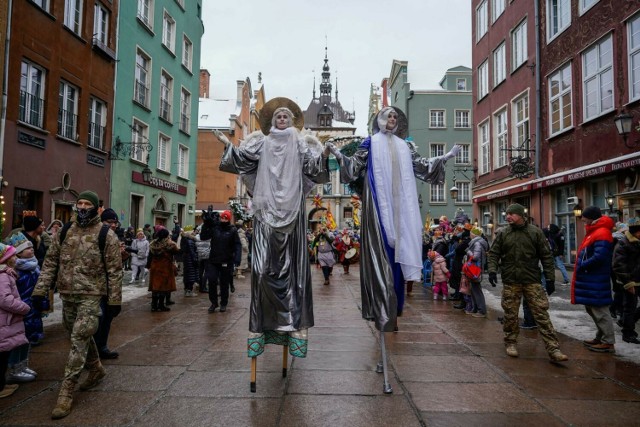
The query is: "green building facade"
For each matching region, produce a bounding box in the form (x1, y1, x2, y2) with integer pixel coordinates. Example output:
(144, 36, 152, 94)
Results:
(110, 0, 203, 230)
(388, 62, 473, 223)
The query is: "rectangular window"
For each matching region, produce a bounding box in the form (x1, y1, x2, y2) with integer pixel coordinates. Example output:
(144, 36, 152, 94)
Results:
(94, 3, 109, 44)
(160, 70, 173, 122)
(157, 134, 170, 172)
(457, 182, 471, 203)
(58, 80, 78, 140)
(429, 110, 445, 128)
(180, 87, 191, 133)
(582, 34, 613, 121)
(492, 0, 506, 22)
(33, 0, 50, 13)
(547, 0, 571, 41)
(430, 143, 445, 158)
(476, 1, 488, 41)
(579, 0, 599, 15)
(455, 144, 471, 164)
(513, 94, 529, 155)
(512, 19, 527, 70)
(178, 145, 189, 178)
(162, 11, 176, 52)
(629, 14, 640, 102)
(88, 97, 106, 150)
(493, 43, 506, 87)
(455, 110, 470, 128)
(64, 0, 82, 34)
(131, 119, 148, 162)
(137, 0, 153, 29)
(430, 183, 445, 203)
(479, 121, 490, 174)
(549, 63, 572, 135)
(457, 78, 467, 91)
(182, 35, 193, 71)
(134, 48, 151, 107)
(494, 109, 508, 168)
(19, 61, 45, 128)
(478, 60, 489, 99)
(323, 183, 332, 196)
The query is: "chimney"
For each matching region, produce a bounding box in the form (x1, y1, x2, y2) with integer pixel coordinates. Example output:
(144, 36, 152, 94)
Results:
(199, 69, 211, 98)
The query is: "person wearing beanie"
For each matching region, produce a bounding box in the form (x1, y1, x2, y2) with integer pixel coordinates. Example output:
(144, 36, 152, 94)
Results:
(0, 242, 30, 399)
(487, 203, 568, 362)
(466, 227, 489, 317)
(573, 206, 616, 353)
(612, 217, 640, 345)
(147, 227, 180, 312)
(31, 191, 123, 419)
(15, 212, 47, 268)
(100, 208, 118, 223)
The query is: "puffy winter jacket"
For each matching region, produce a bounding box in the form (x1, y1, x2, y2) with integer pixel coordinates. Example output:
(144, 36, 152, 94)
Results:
(467, 236, 489, 274)
(612, 230, 640, 290)
(431, 254, 449, 283)
(0, 268, 30, 352)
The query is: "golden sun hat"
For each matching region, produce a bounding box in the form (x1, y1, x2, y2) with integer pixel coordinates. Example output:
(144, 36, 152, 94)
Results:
(258, 97, 304, 135)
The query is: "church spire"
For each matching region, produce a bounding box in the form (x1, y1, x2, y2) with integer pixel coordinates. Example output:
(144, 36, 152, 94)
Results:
(335, 71, 339, 102)
(313, 73, 316, 99)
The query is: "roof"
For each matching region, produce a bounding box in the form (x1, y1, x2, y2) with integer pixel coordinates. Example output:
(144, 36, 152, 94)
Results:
(198, 98, 238, 129)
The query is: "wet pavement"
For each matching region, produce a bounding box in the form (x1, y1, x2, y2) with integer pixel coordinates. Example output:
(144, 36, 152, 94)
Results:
(1, 266, 640, 426)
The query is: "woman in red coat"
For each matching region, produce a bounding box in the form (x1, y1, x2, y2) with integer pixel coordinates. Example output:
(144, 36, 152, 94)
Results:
(148, 228, 180, 312)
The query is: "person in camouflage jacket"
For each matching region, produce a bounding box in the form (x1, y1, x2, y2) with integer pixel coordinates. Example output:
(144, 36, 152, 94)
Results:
(31, 190, 123, 419)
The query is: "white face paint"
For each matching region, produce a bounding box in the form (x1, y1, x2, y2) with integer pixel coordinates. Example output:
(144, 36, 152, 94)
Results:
(386, 111, 398, 130)
(275, 113, 290, 130)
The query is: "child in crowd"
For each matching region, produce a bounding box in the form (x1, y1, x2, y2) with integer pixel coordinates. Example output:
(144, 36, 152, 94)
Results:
(429, 250, 450, 300)
(0, 243, 31, 398)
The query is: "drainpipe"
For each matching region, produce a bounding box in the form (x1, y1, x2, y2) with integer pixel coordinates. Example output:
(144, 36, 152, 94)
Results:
(109, 4, 121, 207)
(534, 0, 544, 225)
(0, 0, 13, 183)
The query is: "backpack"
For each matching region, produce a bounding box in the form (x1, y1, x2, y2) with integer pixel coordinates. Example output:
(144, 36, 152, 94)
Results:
(59, 222, 111, 282)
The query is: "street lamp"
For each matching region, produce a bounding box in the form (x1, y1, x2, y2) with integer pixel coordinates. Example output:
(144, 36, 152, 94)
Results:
(607, 196, 615, 212)
(142, 155, 152, 183)
(449, 183, 459, 200)
(614, 113, 638, 148)
(573, 201, 583, 218)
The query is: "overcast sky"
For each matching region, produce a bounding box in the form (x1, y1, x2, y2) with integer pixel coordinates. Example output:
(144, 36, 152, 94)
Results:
(200, 0, 472, 134)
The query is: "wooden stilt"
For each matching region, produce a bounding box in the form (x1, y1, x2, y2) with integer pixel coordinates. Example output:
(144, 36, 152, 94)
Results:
(250, 356, 257, 393)
(282, 346, 288, 378)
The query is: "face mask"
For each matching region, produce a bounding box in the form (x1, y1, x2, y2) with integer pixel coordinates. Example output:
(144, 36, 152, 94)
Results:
(76, 207, 98, 227)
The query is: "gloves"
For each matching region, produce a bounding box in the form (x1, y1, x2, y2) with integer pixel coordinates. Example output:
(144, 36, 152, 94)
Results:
(443, 144, 462, 161)
(213, 130, 231, 147)
(488, 272, 498, 287)
(106, 305, 122, 318)
(32, 295, 45, 312)
(325, 142, 343, 160)
(545, 279, 556, 296)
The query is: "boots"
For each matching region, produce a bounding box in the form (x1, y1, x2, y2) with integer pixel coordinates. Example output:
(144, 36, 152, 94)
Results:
(165, 292, 175, 306)
(7, 362, 35, 383)
(158, 293, 170, 311)
(406, 281, 413, 295)
(151, 292, 159, 312)
(343, 265, 349, 274)
(51, 378, 76, 419)
(79, 361, 106, 390)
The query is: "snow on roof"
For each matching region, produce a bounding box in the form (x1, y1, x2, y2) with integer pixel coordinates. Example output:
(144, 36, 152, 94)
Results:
(332, 120, 356, 128)
(198, 97, 238, 129)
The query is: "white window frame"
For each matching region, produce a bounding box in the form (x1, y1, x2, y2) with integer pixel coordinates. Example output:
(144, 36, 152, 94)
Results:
(88, 97, 107, 151)
(476, 0, 488, 42)
(493, 42, 506, 87)
(160, 69, 173, 122)
(162, 10, 176, 53)
(131, 118, 148, 163)
(19, 61, 45, 128)
(456, 181, 471, 203)
(479, 120, 490, 175)
(429, 110, 446, 128)
(454, 110, 470, 128)
(157, 133, 171, 172)
(548, 62, 573, 136)
(512, 93, 529, 156)
(628, 13, 640, 102)
(579, 0, 599, 15)
(455, 144, 471, 165)
(178, 144, 189, 179)
(430, 143, 445, 158)
(430, 183, 445, 203)
(547, 0, 571, 42)
(93, 3, 109, 45)
(33, 0, 50, 13)
(582, 34, 614, 122)
(512, 19, 527, 70)
(456, 78, 467, 91)
(58, 80, 79, 140)
(64, 0, 83, 34)
(182, 35, 193, 71)
(134, 48, 151, 108)
(180, 87, 191, 133)
(478, 60, 489, 100)
(494, 108, 508, 168)
(492, 0, 506, 23)
(137, 0, 153, 29)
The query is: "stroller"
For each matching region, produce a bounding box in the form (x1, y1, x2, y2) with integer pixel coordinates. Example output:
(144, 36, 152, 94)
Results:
(422, 259, 433, 288)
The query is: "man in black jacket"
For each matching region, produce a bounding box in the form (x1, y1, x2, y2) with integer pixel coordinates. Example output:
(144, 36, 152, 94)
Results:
(200, 210, 241, 313)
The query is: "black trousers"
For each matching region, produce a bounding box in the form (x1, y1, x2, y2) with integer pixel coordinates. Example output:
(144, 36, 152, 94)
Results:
(93, 296, 114, 352)
(622, 290, 640, 339)
(0, 350, 9, 390)
(207, 263, 233, 307)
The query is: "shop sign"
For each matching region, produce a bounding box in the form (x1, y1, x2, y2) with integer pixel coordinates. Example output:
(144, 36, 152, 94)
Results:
(131, 171, 187, 195)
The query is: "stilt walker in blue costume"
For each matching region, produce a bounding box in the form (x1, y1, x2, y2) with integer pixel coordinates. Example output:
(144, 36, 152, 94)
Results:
(326, 106, 460, 393)
(214, 97, 330, 392)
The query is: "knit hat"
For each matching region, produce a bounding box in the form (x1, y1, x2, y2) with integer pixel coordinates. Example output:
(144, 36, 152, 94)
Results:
(628, 217, 640, 233)
(100, 208, 118, 222)
(8, 233, 33, 254)
(0, 243, 16, 264)
(77, 190, 99, 208)
(471, 227, 483, 236)
(581, 206, 602, 221)
(156, 228, 170, 240)
(506, 203, 526, 217)
(22, 211, 43, 232)
(220, 210, 232, 221)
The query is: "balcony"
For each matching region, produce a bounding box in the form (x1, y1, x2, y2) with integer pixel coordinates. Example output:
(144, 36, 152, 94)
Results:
(92, 37, 117, 61)
(57, 108, 77, 140)
(18, 91, 44, 128)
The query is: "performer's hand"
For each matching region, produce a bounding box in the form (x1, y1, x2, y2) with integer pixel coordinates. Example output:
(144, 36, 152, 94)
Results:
(213, 130, 231, 147)
(325, 142, 342, 160)
(443, 144, 462, 161)
(488, 272, 498, 287)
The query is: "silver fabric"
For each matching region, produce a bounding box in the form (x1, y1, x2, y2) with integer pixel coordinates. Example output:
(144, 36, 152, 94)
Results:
(338, 142, 448, 331)
(220, 136, 329, 334)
